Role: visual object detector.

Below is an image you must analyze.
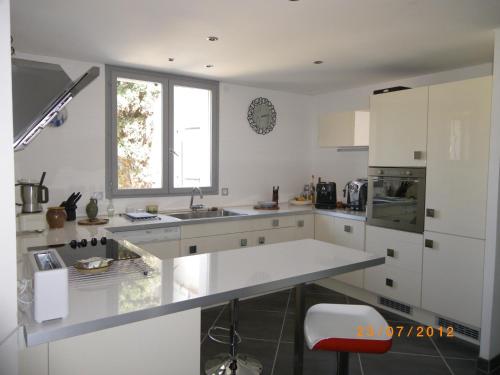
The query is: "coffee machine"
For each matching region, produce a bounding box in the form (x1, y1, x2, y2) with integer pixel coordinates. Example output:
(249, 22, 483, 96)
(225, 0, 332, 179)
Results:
(315, 181, 337, 209)
(343, 179, 368, 211)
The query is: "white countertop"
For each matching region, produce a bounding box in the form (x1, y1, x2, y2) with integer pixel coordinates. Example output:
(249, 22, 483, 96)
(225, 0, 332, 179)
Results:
(21, 239, 383, 346)
(16, 204, 365, 250)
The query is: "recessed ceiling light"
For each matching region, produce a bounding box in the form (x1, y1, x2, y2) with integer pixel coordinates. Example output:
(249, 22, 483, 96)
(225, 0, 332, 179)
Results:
(207, 36, 219, 42)
(168, 57, 174, 62)
(205, 64, 214, 68)
(313, 60, 324, 65)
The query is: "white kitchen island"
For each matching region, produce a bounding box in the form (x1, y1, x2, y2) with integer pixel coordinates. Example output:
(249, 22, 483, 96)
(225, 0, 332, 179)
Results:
(19, 239, 383, 375)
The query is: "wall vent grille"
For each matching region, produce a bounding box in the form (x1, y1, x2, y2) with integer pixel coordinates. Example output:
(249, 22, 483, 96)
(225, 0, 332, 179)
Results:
(437, 317, 480, 340)
(378, 297, 412, 315)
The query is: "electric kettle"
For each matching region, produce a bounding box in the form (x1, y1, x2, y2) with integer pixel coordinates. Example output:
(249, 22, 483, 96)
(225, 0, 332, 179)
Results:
(16, 175, 49, 213)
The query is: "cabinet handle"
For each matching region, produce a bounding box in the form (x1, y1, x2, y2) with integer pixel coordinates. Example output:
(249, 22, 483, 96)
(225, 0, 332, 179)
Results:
(413, 151, 423, 160)
(425, 239, 434, 249)
(240, 239, 247, 247)
(426, 208, 435, 218)
(385, 278, 394, 287)
(272, 219, 279, 227)
(386, 248, 395, 258)
(258, 236, 266, 245)
(297, 220, 304, 228)
(344, 225, 352, 233)
(189, 245, 197, 254)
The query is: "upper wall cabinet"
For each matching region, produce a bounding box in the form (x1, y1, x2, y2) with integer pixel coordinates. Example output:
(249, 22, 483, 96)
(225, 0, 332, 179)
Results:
(369, 87, 428, 167)
(318, 111, 370, 148)
(425, 76, 492, 239)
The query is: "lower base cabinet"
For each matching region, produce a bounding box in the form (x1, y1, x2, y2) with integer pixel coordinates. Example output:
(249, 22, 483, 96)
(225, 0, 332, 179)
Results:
(422, 232, 484, 327)
(19, 309, 201, 375)
(181, 214, 314, 256)
(314, 214, 365, 288)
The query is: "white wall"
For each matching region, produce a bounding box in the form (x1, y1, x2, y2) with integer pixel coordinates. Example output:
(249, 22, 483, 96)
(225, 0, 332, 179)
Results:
(480, 28, 500, 361)
(0, 0, 19, 374)
(310, 63, 493, 199)
(14, 53, 314, 215)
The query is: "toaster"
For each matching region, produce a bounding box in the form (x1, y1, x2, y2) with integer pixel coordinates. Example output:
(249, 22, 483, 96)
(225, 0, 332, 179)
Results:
(28, 249, 69, 323)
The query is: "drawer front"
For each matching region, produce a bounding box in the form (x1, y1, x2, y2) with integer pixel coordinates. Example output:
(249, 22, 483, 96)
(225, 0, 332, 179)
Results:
(180, 233, 253, 255)
(139, 240, 180, 260)
(366, 225, 423, 272)
(294, 214, 314, 240)
(331, 217, 365, 250)
(181, 220, 255, 238)
(364, 264, 422, 307)
(252, 215, 302, 231)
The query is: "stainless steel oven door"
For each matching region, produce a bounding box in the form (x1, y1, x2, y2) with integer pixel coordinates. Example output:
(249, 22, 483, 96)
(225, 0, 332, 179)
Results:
(367, 167, 426, 233)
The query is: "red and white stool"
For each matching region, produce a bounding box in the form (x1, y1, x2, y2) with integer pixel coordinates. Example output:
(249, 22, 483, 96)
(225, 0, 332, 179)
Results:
(304, 304, 393, 375)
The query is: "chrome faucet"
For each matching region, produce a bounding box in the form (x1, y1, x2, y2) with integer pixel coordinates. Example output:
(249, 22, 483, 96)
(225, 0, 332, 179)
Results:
(190, 187, 204, 211)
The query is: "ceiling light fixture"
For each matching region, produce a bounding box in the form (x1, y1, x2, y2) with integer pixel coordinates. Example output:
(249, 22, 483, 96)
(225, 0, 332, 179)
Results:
(205, 64, 214, 68)
(207, 36, 219, 42)
(313, 60, 324, 65)
(168, 57, 174, 62)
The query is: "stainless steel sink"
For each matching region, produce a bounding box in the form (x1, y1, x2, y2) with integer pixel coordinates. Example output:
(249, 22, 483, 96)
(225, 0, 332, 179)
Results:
(167, 209, 245, 220)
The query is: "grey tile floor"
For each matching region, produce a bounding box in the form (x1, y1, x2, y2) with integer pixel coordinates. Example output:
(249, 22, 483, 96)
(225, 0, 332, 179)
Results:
(200, 284, 479, 375)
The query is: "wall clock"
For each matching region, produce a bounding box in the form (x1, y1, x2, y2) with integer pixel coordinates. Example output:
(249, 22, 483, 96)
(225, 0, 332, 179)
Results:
(247, 97, 277, 135)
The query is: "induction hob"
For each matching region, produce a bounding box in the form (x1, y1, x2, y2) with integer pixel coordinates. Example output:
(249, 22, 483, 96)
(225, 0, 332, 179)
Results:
(28, 238, 140, 268)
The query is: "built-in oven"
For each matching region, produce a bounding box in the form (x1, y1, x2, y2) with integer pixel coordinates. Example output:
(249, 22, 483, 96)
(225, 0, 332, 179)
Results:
(367, 167, 426, 233)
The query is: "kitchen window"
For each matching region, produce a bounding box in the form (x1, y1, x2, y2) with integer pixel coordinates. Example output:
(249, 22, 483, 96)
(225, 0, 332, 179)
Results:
(106, 65, 219, 197)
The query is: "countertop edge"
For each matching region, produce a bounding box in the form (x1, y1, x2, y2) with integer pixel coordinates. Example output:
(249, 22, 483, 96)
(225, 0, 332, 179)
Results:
(24, 255, 383, 347)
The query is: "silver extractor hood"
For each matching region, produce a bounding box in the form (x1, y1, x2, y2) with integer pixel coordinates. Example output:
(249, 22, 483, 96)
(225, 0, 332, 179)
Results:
(12, 58, 99, 151)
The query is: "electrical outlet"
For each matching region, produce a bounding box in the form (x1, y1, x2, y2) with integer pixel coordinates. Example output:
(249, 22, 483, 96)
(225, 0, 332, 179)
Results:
(221, 187, 229, 196)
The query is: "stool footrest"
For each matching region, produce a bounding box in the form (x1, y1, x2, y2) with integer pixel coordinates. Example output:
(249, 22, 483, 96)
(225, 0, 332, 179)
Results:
(208, 325, 242, 345)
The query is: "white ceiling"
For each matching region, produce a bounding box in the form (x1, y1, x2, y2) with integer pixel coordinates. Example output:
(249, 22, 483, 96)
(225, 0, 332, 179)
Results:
(10, 0, 500, 95)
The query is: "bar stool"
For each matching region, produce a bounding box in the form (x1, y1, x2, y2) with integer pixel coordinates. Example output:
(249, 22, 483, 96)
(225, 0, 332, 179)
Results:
(205, 299, 263, 375)
(304, 304, 392, 375)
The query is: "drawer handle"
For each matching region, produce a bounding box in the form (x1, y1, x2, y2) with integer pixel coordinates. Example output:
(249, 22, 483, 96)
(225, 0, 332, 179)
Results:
(258, 236, 266, 245)
(385, 278, 394, 287)
(189, 245, 197, 254)
(425, 239, 434, 249)
(344, 225, 352, 233)
(386, 248, 395, 258)
(240, 239, 248, 247)
(426, 208, 435, 218)
(297, 220, 305, 228)
(413, 151, 423, 160)
(272, 219, 279, 227)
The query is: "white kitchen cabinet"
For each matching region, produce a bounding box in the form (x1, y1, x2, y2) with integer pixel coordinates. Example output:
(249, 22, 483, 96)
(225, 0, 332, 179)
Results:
(136, 240, 180, 259)
(49, 309, 200, 375)
(181, 232, 253, 256)
(318, 111, 370, 147)
(422, 232, 484, 327)
(314, 214, 365, 288)
(180, 214, 313, 256)
(364, 263, 422, 307)
(369, 87, 428, 167)
(363, 225, 423, 307)
(293, 214, 314, 240)
(365, 226, 423, 273)
(425, 76, 492, 239)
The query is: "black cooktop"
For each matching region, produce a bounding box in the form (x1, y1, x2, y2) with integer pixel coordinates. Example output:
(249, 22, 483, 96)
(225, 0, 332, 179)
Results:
(28, 238, 140, 267)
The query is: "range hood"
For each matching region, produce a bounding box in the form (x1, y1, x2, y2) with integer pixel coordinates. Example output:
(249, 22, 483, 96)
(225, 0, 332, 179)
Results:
(12, 58, 99, 151)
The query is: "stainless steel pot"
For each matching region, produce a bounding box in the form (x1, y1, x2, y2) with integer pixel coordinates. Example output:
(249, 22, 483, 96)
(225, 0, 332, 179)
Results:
(16, 182, 49, 213)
